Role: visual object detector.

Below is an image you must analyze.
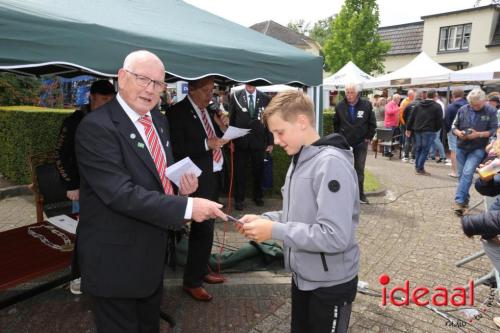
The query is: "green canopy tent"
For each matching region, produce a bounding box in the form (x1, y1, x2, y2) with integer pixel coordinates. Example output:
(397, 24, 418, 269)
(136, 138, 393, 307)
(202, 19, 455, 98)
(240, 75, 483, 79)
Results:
(0, 0, 323, 86)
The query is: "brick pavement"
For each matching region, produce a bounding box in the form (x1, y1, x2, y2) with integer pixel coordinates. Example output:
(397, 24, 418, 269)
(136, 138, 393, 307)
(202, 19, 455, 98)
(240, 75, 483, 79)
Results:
(1, 153, 500, 332)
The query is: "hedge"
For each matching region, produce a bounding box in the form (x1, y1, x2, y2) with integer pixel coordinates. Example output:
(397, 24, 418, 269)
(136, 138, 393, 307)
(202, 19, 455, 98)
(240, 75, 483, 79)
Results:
(0, 106, 72, 184)
(0, 107, 334, 196)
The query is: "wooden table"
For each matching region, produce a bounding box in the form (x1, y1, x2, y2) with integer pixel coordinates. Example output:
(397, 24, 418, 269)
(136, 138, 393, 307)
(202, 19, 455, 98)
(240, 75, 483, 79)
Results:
(0, 222, 75, 308)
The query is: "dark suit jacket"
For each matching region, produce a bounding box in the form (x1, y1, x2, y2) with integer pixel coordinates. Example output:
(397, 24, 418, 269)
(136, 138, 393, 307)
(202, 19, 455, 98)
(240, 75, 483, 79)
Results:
(229, 89, 272, 150)
(166, 97, 222, 200)
(75, 97, 188, 298)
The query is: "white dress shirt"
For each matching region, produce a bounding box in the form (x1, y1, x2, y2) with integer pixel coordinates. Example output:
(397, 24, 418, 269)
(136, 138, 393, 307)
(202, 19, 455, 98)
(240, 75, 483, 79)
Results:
(117, 93, 193, 219)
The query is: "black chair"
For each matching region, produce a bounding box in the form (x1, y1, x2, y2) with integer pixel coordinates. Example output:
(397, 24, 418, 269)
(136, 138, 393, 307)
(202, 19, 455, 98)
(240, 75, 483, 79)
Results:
(375, 128, 401, 160)
(29, 152, 72, 222)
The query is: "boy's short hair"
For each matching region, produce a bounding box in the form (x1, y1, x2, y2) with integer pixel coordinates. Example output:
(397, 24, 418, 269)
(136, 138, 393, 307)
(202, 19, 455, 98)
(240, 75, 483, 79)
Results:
(262, 90, 315, 128)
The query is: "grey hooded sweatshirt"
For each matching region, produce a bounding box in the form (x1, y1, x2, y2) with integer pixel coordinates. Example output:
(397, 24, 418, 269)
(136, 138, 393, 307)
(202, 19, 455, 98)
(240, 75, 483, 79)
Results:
(265, 134, 360, 291)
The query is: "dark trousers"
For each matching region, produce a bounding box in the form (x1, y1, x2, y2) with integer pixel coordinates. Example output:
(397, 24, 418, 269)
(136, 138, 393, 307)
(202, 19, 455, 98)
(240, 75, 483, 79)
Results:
(233, 147, 265, 203)
(183, 171, 220, 287)
(352, 141, 368, 197)
(291, 282, 353, 333)
(90, 282, 163, 333)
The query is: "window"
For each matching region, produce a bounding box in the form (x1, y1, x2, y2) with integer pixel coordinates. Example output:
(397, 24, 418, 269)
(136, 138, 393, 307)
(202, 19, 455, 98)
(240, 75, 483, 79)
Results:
(438, 23, 471, 52)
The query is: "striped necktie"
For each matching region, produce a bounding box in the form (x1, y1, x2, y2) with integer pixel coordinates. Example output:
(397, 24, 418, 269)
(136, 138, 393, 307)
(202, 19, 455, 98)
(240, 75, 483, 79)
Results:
(200, 109, 222, 163)
(138, 115, 174, 195)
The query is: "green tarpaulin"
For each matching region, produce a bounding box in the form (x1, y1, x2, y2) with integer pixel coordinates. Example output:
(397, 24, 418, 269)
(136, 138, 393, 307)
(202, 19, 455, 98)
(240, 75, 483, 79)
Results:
(0, 0, 323, 85)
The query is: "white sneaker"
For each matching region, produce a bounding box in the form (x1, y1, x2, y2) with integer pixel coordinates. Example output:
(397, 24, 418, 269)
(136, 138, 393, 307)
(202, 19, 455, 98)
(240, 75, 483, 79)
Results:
(70, 278, 82, 295)
(401, 157, 409, 163)
(409, 159, 415, 164)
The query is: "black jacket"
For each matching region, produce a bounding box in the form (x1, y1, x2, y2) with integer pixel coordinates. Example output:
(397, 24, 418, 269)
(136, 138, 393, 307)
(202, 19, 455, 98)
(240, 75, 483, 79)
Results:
(229, 89, 272, 150)
(166, 97, 223, 199)
(333, 97, 376, 147)
(406, 99, 442, 132)
(54, 105, 90, 191)
(461, 176, 500, 239)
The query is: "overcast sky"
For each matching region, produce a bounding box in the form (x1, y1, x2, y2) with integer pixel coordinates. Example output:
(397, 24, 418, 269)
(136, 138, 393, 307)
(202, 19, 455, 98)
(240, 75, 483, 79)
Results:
(184, 0, 485, 28)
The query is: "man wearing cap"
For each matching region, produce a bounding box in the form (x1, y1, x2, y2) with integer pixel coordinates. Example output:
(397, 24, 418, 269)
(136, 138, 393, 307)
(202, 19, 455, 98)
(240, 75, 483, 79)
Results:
(55, 79, 116, 204)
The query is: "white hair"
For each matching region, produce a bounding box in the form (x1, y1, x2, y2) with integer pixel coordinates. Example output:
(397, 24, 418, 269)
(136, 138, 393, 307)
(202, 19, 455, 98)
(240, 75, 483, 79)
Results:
(467, 88, 487, 104)
(123, 50, 164, 72)
(344, 82, 360, 93)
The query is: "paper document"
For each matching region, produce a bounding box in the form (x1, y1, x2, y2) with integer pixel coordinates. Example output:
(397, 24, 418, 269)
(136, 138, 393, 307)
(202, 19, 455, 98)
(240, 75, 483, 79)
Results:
(166, 157, 202, 187)
(47, 214, 78, 234)
(221, 126, 251, 141)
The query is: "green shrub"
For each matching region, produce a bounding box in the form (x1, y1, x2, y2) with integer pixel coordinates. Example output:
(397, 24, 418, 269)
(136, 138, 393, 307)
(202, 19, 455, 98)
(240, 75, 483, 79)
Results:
(0, 106, 71, 184)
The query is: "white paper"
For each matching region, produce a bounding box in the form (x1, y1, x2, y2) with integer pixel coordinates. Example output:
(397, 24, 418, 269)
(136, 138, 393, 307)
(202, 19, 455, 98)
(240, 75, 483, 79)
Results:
(221, 126, 251, 140)
(47, 215, 78, 234)
(166, 157, 202, 187)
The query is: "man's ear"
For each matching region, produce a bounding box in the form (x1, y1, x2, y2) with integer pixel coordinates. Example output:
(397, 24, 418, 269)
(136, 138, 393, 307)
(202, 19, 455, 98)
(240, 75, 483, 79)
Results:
(296, 114, 309, 129)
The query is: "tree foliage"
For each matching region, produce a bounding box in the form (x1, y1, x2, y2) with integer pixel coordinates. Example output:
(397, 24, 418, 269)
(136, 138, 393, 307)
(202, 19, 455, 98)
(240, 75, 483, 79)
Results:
(323, 0, 390, 75)
(309, 16, 335, 46)
(287, 19, 310, 35)
(0, 73, 41, 105)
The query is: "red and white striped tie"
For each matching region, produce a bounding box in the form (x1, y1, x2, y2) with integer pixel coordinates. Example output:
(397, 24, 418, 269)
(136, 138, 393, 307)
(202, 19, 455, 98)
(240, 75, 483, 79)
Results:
(200, 109, 222, 163)
(138, 115, 174, 195)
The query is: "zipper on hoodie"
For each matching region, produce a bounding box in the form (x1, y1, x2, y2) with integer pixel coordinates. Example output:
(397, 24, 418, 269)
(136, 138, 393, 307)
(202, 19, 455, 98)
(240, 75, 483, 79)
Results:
(320, 252, 329, 271)
(286, 150, 301, 274)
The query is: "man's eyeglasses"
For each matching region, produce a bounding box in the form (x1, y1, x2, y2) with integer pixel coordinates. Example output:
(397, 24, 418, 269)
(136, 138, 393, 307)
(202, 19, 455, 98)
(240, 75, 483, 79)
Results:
(125, 70, 165, 92)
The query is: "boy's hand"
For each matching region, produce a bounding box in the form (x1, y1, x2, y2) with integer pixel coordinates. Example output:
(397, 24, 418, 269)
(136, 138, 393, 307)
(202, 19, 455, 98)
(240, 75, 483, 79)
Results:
(242, 219, 273, 243)
(240, 214, 260, 223)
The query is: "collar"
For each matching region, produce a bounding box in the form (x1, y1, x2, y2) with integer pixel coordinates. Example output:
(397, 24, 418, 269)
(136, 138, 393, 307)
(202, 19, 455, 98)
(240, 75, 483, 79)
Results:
(117, 92, 151, 123)
(246, 90, 256, 100)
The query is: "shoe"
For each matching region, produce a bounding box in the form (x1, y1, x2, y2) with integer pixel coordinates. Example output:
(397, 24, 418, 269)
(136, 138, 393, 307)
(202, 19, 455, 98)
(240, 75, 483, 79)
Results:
(448, 173, 458, 178)
(415, 170, 431, 176)
(402, 157, 409, 163)
(253, 198, 264, 206)
(183, 286, 212, 301)
(409, 159, 415, 164)
(360, 195, 369, 204)
(203, 273, 225, 284)
(234, 201, 244, 211)
(384, 152, 394, 158)
(454, 202, 467, 216)
(70, 278, 82, 295)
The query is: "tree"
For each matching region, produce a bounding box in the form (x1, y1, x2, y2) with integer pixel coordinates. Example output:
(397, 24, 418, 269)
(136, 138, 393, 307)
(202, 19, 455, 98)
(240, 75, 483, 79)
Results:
(309, 16, 335, 47)
(0, 73, 41, 106)
(323, 0, 390, 75)
(287, 20, 310, 35)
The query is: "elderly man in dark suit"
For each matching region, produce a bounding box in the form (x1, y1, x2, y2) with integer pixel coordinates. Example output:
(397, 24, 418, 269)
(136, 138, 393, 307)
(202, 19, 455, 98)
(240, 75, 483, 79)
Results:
(75, 50, 226, 333)
(229, 84, 273, 210)
(166, 76, 229, 302)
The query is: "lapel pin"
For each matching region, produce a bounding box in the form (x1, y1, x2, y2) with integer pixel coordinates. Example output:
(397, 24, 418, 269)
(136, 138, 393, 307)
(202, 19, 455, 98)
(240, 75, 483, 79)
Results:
(130, 133, 136, 139)
(242, 108, 248, 112)
(137, 142, 145, 149)
(166, 141, 169, 147)
(160, 128, 163, 133)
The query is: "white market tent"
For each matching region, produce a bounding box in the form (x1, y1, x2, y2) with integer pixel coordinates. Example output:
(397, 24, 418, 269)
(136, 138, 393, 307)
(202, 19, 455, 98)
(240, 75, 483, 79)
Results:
(450, 58, 500, 82)
(364, 52, 453, 89)
(323, 61, 373, 90)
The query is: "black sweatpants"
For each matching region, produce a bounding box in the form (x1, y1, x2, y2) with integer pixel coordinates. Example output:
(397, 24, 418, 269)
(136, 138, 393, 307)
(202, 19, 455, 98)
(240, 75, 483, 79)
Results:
(291, 281, 355, 333)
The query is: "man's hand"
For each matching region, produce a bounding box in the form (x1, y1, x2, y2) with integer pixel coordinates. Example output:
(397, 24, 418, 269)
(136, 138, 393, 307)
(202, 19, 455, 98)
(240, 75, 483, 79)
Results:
(455, 130, 465, 139)
(191, 198, 226, 222)
(207, 137, 228, 150)
(265, 145, 273, 153)
(178, 173, 198, 196)
(214, 113, 229, 130)
(233, 214, 260, 234)
(242, 218, 273, 243)
(66, 189, 79, 201)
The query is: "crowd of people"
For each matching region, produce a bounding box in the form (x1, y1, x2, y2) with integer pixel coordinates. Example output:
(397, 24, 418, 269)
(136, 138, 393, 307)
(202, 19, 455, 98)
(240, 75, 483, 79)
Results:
(51, 46, 500, 332)
(372, 87, 500, 215)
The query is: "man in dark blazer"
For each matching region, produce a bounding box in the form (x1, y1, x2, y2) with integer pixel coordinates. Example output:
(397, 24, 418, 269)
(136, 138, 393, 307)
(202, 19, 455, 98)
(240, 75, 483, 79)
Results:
(167, 77, 229, 301)
(229, 84, 273, 210)
(75, 50, 226, 332)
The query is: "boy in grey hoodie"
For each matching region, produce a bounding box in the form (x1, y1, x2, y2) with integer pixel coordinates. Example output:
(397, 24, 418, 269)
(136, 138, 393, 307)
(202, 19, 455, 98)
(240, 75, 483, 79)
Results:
(238, 91, 360, 333)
